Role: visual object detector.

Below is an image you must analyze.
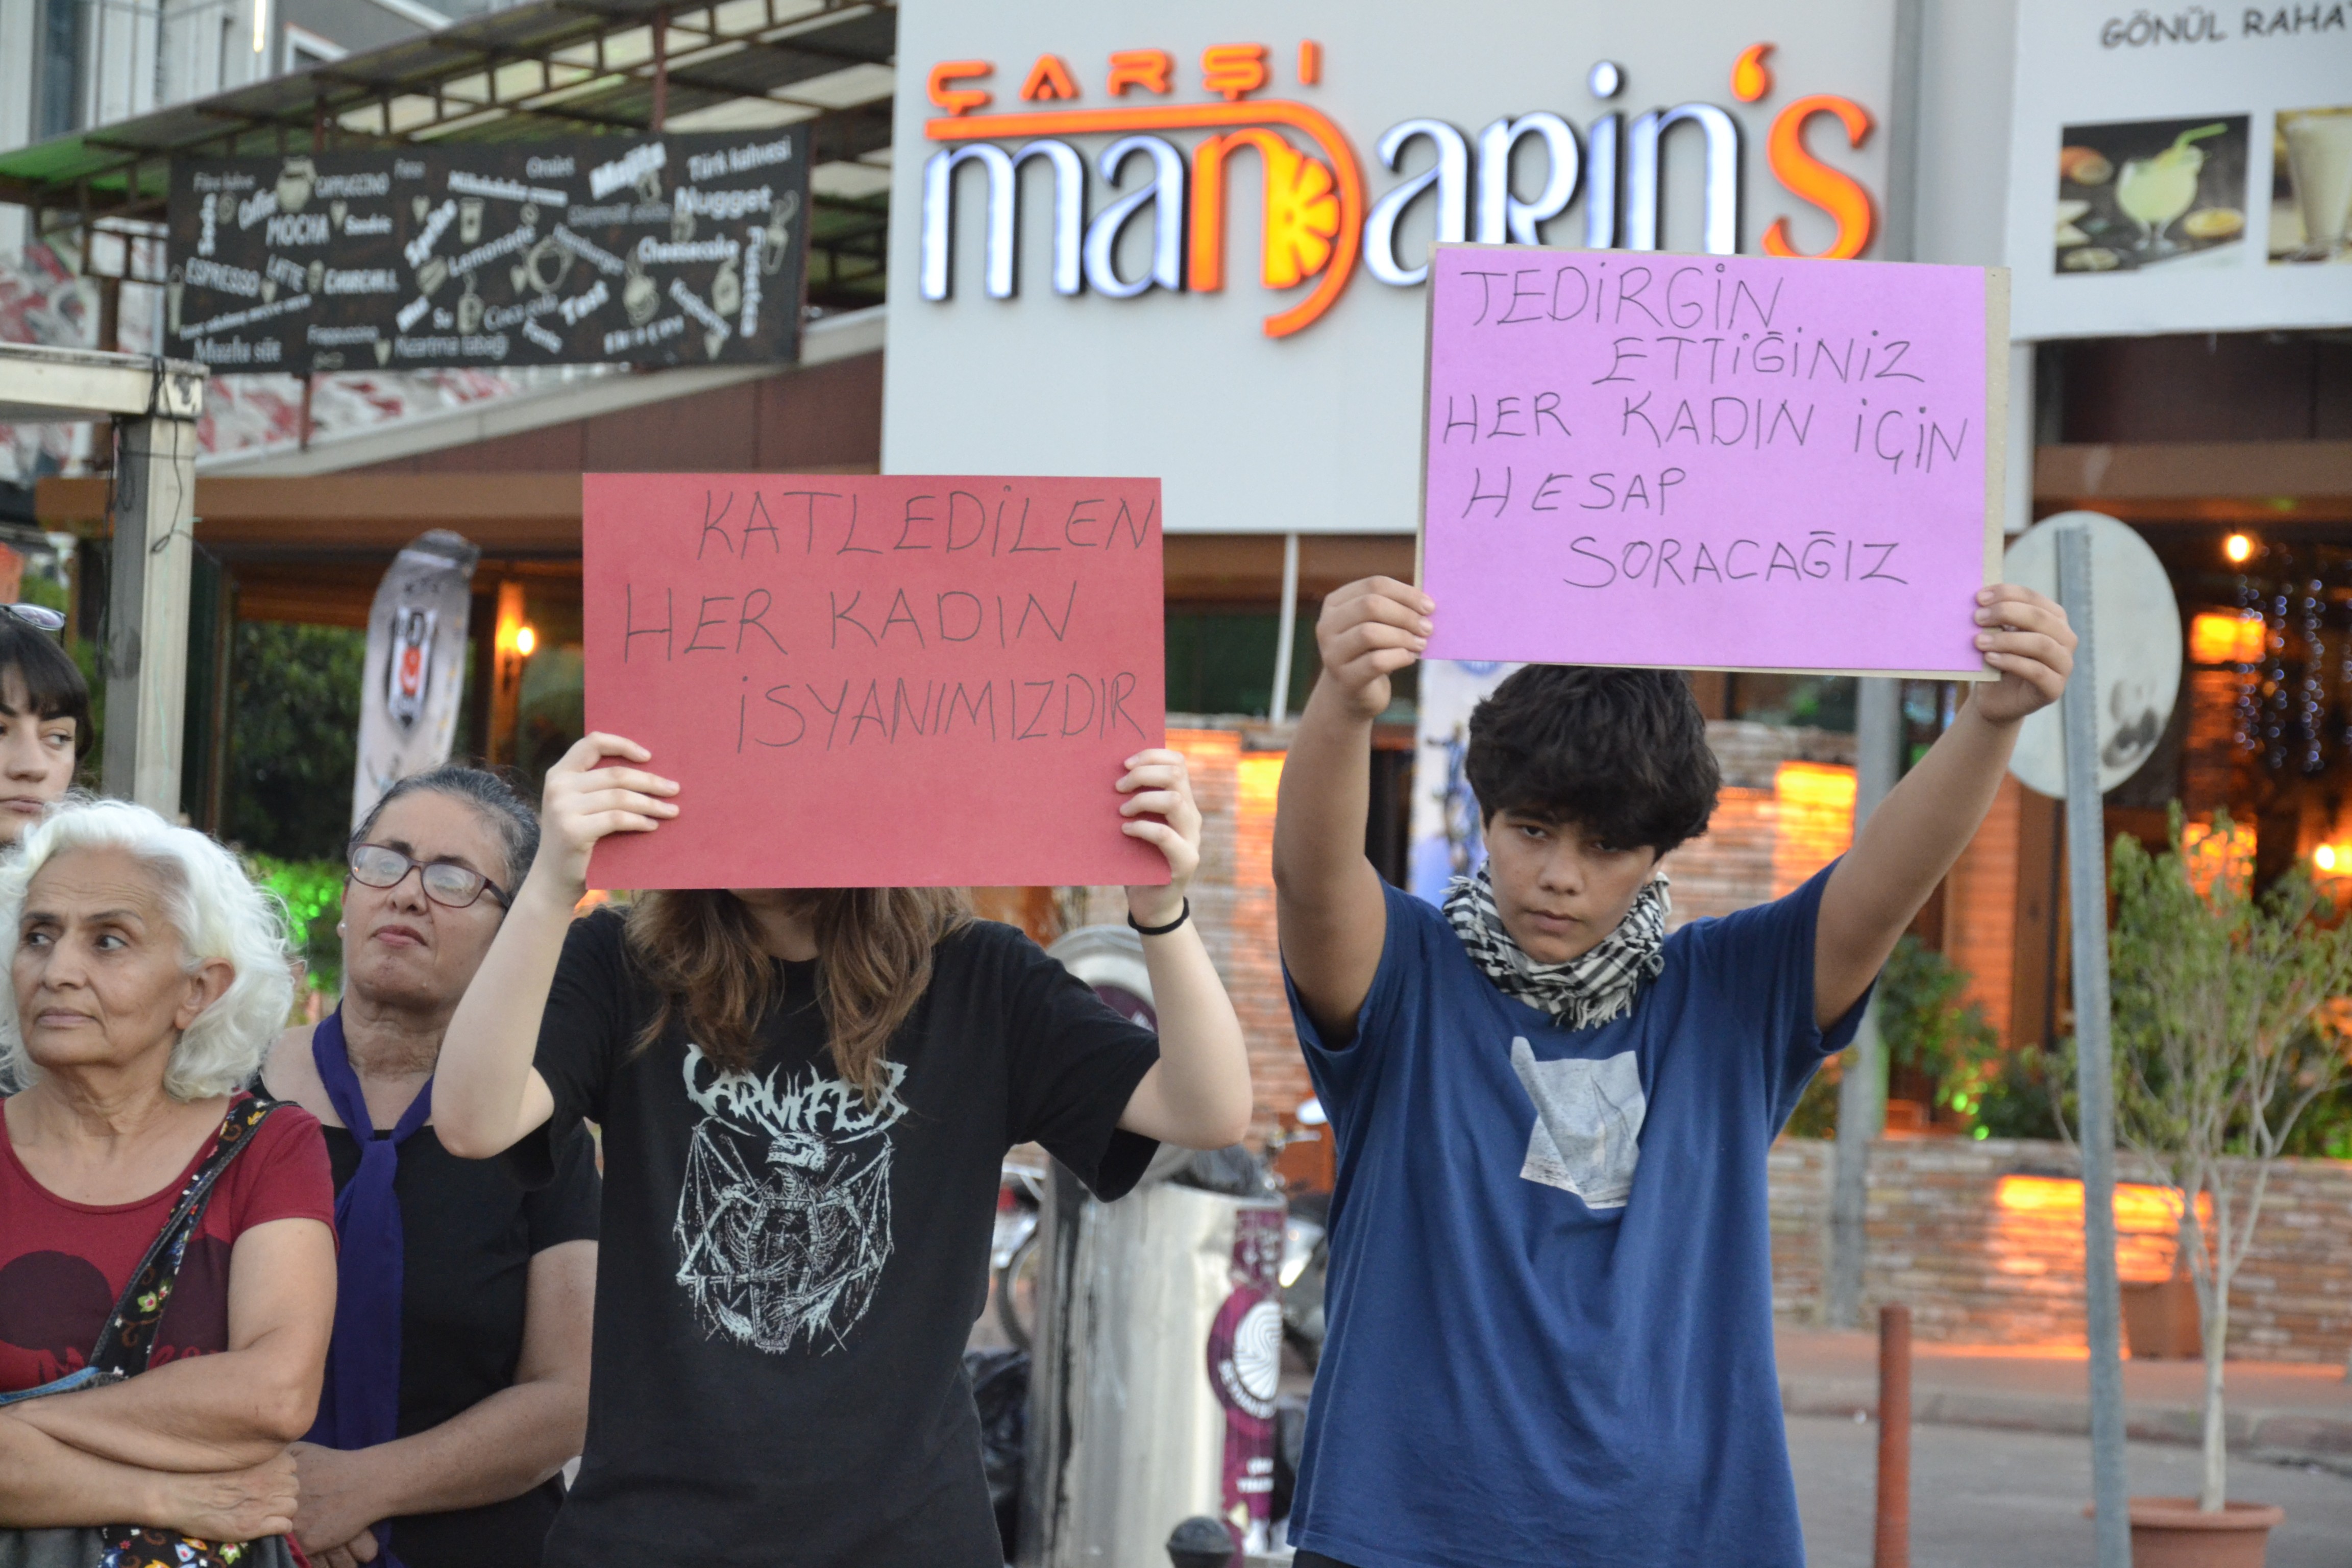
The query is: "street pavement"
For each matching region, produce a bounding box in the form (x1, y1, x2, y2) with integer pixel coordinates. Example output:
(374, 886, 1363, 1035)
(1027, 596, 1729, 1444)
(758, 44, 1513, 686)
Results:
(1788, 1412, 2352, 1568)
(1777, 1329, 2352, 1471)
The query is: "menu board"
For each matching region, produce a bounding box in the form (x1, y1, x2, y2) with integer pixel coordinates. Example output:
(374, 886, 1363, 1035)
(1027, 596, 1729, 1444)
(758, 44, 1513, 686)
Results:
(164, 132, 808, 373)
(2004, 2, 2352, 338)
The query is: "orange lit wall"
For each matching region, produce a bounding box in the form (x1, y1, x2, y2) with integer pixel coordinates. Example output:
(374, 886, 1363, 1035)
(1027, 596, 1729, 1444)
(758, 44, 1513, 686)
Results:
(1993, 1174, 2213, 1286)
(1943, 774, 2023, 1046)
(1770, 761, 1856, 895)
(1161, 729, 1310, 1143)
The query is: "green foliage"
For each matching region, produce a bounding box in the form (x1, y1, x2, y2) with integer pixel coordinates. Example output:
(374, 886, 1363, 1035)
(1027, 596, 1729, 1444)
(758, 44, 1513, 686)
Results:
(2108, 808, 2352, 1174)
(226, 622, 365, 860)
(2104, 806, 2352, 1507)
(1780, 937, 2015, 1140)
(249, 855, 345, 995)
(1879, 934, 2004, 1119)
(1785, 1053, 1843, 1138)
(1972, 1045, 2070, 1140)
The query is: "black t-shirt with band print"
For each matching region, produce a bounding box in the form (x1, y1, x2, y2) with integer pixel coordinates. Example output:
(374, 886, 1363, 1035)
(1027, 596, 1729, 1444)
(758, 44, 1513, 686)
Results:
(509, 908, 1161, 1567)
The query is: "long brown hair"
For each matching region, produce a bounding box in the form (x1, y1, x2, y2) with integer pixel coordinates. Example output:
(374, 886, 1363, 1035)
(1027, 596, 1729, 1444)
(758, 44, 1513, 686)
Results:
(623, 887, 973, 1100)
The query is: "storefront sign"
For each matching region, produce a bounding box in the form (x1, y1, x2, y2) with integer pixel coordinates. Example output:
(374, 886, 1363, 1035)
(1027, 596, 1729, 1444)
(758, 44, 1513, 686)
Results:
(165, 133, 807, 372)
(1420, 247, 2006, 676)
(886, 0, 1900, 535)
(2003, 1, 2352, 337)
(581, 472, 1167, 889)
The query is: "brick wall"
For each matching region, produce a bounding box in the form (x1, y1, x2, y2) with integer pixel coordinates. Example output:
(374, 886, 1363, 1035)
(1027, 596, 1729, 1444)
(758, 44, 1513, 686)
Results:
(1768, 1135, 2352, 1363)
(1943, 775, 2022, 1045)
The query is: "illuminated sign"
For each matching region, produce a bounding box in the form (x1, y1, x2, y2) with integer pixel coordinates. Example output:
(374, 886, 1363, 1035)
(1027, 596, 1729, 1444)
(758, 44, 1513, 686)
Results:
(919, 41, 1879, 338)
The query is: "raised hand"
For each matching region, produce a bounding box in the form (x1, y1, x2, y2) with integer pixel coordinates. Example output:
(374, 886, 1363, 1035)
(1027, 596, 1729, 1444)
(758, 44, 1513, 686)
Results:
(1118, 749, 1202, 927)
(531, 732, 680, 898)
(1314, 576, 1433, 720)
(1969, 584, 2076, 725)
(148, 1450, 299, 1542)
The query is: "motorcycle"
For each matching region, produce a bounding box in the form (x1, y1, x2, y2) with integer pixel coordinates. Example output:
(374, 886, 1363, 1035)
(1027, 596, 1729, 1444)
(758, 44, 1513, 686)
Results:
(992, 1154, 1049, 1351)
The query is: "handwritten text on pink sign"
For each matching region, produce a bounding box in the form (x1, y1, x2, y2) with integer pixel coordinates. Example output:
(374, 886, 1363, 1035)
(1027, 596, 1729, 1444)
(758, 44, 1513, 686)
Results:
(1421, 246, 1997, 675)
(583, 473, 1167, 890)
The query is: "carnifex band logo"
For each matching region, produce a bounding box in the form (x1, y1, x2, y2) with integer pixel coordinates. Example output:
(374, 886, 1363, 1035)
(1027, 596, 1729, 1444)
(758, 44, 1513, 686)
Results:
(922, 41, 1879, 339)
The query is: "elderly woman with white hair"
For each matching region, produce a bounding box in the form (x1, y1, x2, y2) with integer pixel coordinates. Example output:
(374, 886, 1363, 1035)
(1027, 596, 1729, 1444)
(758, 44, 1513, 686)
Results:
(0, 800, 337, 1568)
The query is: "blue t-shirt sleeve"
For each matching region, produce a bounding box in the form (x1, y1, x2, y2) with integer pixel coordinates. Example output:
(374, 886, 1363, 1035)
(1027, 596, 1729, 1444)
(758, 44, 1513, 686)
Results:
(1283, 880, 1449, 1111)
(1689, 860, 1872, 1132)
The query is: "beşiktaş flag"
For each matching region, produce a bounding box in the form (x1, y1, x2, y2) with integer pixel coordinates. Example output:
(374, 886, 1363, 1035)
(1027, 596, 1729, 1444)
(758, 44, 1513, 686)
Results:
(352, 530, 480, 829)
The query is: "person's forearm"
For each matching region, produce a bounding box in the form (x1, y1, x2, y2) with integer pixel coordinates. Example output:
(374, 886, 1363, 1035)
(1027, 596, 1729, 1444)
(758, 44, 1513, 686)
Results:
(0, 1411, 183, 1527)
(435, 870, 573, 1158)
(8, 1342, 312, 1473)
(1844, 697, 2019, 933)
(341, 1379, 585, 1521)
(1272, 673, 1378, 908)
(1138, 922, 1253, 1147)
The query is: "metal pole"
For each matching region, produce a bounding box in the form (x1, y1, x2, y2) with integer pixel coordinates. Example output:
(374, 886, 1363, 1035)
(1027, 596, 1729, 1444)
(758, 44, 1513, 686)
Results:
(2057, 522, 2131, 1568)
(102, 410, 199, 814)
(1830, 676, 1902, 1326)
(1269, 531, 1301, 724)
(1877, 0, 1928, 264)
(650, 8, 669, 132)
(1873, 1303, 1912, 1568)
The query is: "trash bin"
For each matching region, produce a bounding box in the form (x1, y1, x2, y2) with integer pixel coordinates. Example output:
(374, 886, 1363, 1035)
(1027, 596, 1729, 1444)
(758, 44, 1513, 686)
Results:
(1023, 927, 1286, 1568)
(1057, 1163, 1286, 1566)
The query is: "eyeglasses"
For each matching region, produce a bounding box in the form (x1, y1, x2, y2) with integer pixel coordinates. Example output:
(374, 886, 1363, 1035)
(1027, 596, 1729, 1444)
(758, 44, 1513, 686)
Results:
(348, 843, 510, 910)
(3, 605, 65, 634)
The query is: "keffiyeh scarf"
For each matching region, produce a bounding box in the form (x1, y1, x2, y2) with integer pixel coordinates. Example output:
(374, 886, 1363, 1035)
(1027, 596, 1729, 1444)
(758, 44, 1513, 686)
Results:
(1444, 865, 1670, 1030)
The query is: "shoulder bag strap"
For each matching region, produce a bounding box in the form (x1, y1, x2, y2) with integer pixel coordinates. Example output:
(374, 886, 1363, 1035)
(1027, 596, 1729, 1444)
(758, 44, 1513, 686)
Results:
(85, 1096, 281, 1379)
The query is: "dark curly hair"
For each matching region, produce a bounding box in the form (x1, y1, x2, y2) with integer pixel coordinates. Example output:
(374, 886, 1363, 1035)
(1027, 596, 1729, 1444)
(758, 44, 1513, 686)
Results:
(1464, 667, 1719, 855)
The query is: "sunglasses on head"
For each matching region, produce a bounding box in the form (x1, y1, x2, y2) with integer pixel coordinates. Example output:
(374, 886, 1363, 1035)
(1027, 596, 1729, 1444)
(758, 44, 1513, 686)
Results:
(347, 843, 510, 910)
(3, 605, 65, 634)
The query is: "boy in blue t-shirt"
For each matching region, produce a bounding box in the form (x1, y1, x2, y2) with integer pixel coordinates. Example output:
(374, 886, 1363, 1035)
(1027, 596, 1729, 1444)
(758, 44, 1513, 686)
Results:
(1273, 576, 2076, 1568)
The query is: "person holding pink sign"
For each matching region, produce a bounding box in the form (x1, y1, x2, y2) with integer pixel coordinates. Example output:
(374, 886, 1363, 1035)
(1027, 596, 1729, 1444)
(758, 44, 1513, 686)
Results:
(428, 732, 1250, 1567)
(1272, 576, 2075, 1568)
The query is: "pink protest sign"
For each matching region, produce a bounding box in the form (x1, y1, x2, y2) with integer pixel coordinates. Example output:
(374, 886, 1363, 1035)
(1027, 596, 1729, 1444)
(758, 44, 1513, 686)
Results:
(1419, 246, 2008, 676)
(583, 474, 1167, 890)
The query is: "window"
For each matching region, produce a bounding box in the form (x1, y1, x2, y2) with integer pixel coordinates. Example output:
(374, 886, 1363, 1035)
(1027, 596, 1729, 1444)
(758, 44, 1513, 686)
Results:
(282, 23, 345, 72)
(36, 0, 84, 140)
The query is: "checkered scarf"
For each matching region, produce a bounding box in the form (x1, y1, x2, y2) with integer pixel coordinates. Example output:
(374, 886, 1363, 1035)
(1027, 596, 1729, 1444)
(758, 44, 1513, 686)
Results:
(1443, 866, 1670, 1030)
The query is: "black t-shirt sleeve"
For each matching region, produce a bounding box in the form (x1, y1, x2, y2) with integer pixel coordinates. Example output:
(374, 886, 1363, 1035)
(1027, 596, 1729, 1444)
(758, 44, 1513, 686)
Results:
(523, 1120, 603, 1252)
(990, 926, 1162, 1202)
(507, 908, 634, 1190)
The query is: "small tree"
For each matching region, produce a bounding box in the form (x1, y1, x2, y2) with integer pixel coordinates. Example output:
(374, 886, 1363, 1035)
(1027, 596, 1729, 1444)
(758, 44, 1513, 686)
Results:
(2106, 810, 2352, 1511)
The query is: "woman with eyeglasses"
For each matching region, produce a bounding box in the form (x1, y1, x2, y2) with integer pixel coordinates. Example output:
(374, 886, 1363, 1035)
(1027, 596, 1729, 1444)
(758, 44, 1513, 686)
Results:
(262, 767, 599, 1568)
(0, 604, 88, 847)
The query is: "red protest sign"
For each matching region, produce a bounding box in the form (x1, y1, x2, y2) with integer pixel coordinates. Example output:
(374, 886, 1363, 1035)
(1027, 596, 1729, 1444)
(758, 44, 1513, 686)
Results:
(582, 474, 1166, 889)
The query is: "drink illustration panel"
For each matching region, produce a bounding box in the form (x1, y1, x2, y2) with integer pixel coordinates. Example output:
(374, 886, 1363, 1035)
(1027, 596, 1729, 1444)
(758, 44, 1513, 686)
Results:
(2051, 115, 2249, 276)
(2271, 107, 2352, 265)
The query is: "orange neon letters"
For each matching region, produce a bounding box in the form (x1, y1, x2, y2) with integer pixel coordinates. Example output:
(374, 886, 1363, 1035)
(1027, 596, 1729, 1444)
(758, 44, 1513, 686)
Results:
(1189, 129, 1340, 291)
(927, 61, 992, 116)
(1107, 48, 1172, 96)
(1019, 54, 1080, 102)
(1298, 40, 1322, 85)
(1730, 43, 1774, 103)
(1762, 93, 1876, 259)
(1202, 43, 1269, 101)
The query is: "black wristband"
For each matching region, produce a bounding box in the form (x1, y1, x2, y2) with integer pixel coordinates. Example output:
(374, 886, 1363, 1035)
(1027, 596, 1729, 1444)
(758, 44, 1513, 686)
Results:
(1127, 897, 1191, 937)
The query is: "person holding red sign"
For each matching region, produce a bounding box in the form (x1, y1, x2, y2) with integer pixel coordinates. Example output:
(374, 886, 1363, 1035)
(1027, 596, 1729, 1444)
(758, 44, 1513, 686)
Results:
(1272, 577, 2076, 1568)
(430, 732, 1248, 1566)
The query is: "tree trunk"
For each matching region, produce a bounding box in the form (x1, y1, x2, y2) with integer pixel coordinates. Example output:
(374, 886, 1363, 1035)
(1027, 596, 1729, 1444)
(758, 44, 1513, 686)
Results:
(2199, 1278, 2228, 1510)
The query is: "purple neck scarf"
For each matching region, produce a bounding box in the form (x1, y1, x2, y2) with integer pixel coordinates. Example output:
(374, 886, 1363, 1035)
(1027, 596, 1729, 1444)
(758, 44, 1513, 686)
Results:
(307, 1008, 431, 1568)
